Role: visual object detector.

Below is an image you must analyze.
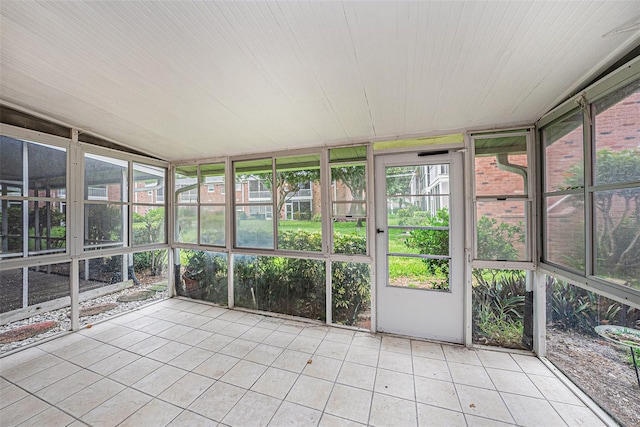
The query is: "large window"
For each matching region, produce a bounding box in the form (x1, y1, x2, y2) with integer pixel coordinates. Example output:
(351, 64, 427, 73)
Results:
(473, 133, 531, 262)
(542, 111, 585, 273)
(84, 154, 128, 251)
(330, 146, 368, 256)
(1, 136, 68, 258)
(276, 154, 321, 251)
(233, 154, 322, 252)
(132, 163, 166, 246)
(541, 77, 640, 292)
(200, 164, 226, 247)
(174, 163, 225, 247)
(234, 159, 274, 249)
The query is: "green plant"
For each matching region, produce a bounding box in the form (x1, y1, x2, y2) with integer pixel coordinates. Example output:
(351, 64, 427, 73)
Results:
(180, 250, 228, 305)
(132, 208, 166, 275)
(404, 208, 449, 278)
(564, 148, 640, 289)
(278, 229, 322, 251)
(472, 269, 527, 348)
(476, 216, 524, 261)
(546, 277, 632, 334)
(332, 260, 370, 326)
(231, 231, 369, 325)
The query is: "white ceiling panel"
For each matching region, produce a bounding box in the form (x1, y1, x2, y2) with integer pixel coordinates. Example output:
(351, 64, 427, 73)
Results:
(1, 1, 639, 161)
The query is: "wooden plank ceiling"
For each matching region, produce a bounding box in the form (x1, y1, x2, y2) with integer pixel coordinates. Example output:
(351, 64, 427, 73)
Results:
(1, 1, 639, 161)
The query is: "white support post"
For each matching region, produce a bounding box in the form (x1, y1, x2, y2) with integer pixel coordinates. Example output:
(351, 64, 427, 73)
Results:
(22, 141, 29, 308)
(226, 158, 234, 308)
(70, 258, 80, 330)
(533, 270, 547, 357)
(463, 135, 474, 346)
(320, 147, 332, 325)
(366, 144, 376, 333)
(70, 129, 80, 330)
(228, 253, 234, 308)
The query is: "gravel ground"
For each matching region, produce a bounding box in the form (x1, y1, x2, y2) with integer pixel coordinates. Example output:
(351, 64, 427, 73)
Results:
(547, 327, 640, 427)
(0, 283, 167, 354)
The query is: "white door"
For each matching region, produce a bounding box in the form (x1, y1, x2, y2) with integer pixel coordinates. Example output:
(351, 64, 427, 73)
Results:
(375, 152, 464, 343)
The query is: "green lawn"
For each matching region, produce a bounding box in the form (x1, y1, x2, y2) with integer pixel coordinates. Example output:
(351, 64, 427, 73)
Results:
(178, 217, 435, 283)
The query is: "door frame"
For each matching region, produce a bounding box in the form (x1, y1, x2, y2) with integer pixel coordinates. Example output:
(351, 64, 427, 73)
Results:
(374, 150, 467, 343)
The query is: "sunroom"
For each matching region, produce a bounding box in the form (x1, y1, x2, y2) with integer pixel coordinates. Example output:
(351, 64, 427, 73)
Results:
(1, 1, 639, 426)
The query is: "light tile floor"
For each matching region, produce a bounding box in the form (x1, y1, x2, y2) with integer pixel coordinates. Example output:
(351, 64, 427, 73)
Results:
(0, 298, 613, 427)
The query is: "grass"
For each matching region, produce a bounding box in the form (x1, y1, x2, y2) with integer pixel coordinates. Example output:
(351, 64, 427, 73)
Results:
(177, 217, 433, 282)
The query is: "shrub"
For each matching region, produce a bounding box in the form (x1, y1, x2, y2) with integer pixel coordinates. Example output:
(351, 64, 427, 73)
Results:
(472, 269, 527, 348)
(180, 250, 228, 305)
(332, 261, 370, 325)
(545, 277, 639, 334)
(403, 208, 449, 277)
(231, 230, 369, 325)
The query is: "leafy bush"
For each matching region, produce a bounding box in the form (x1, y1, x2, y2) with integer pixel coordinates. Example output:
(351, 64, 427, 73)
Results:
(472, 269, 527, 348)
(179, 250, 228, 305)
(545, 277, 640, 334)
(231, 230, 369, 325)
(133, 250, 167, 276)
(334, 232, 366, 255)
(476, 216, 524, 261)
(398, 210, 430, 226)
(403, 208, 449, 278)
(396, 204, 420, 218)
(234, 254, 325, 320)
(332, 261, 370, 326)
(278, 229, 322, 251)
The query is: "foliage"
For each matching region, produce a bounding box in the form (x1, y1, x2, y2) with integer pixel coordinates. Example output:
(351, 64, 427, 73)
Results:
(395, 204, 420, 218)
(331, 165, 366, 216)
(180, 250, 228, 305)
(85, 204, 122, 244)
(245, 168, 320, 218)
(545, 277, 640, 335)
(564, 148, 640, 288)
(132, 208, 166, 275)
(476, 216, 524, 261)
(334, 232, 366, 255)
(231, 230, 369, 325)
(398, 211, 430, 226)
(278, 229, 322, 251)
(472, 269, 527, 348)
(385, 166, 414, 211)
(0, 205, 23, 251)
(332, 261, 371, 326)
(469, 213, 528, 348)
(404, 208, 449, 278)
(236, 227, 274, 248)
(133, 250, 167, 277)
(234, 254, 325, 320)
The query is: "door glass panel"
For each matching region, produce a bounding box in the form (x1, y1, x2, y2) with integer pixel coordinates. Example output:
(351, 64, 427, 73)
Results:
(386, 164, 451, 291)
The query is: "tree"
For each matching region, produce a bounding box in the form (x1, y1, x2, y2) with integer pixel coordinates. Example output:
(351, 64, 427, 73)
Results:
(242, 169, 320, 219)
(385, 166, 415, 211)
(331, 165, 366, 220)
(270, 170, 320, 218)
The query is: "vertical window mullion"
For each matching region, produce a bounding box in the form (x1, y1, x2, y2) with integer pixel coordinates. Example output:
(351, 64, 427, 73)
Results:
(584, 105, 594, 278)
(272, 159, 277, 250)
